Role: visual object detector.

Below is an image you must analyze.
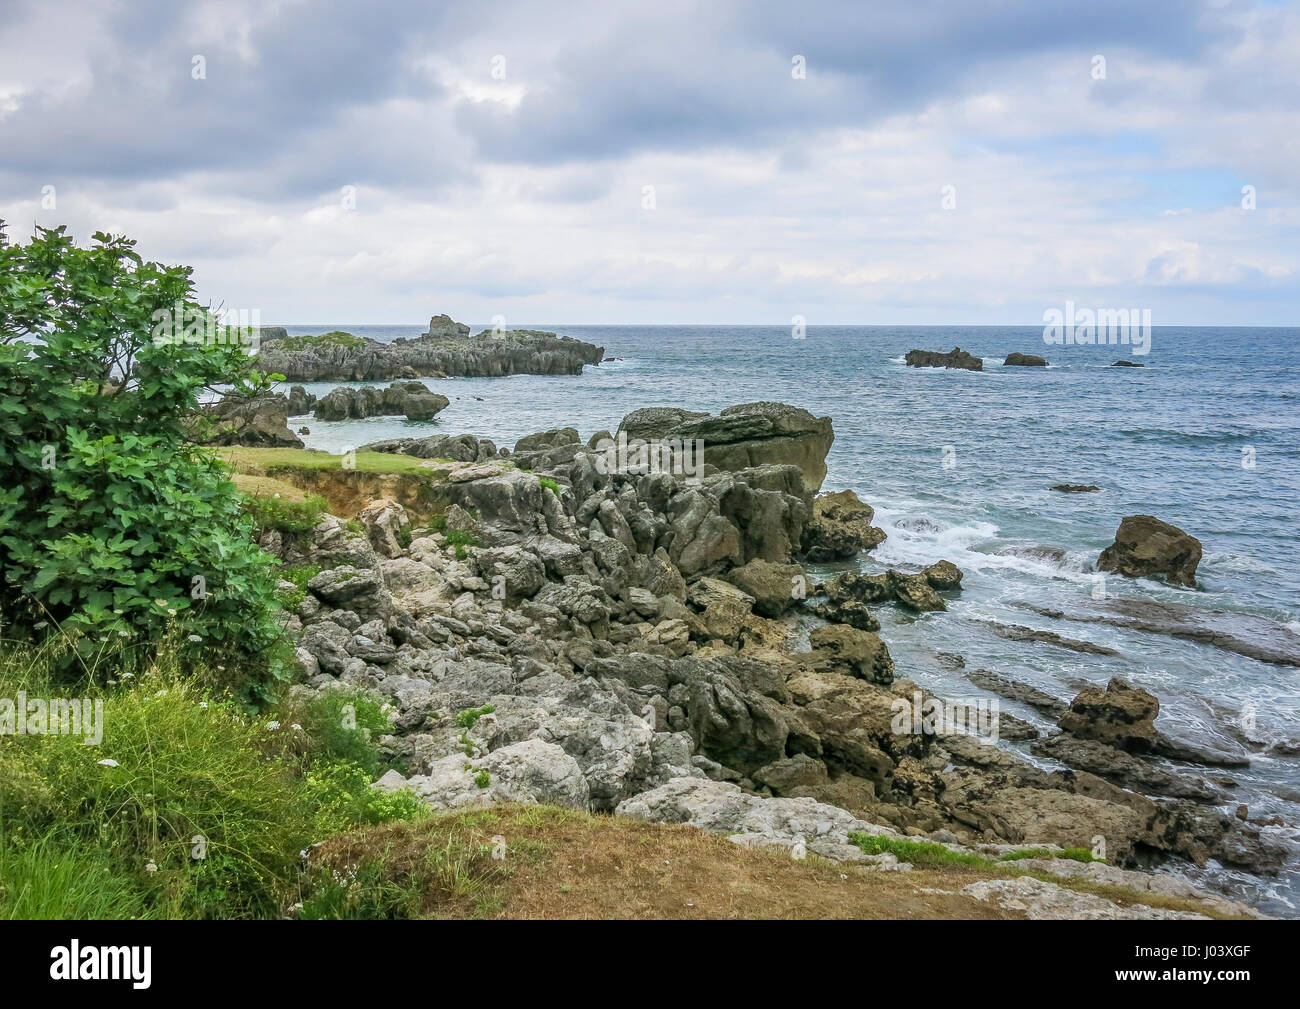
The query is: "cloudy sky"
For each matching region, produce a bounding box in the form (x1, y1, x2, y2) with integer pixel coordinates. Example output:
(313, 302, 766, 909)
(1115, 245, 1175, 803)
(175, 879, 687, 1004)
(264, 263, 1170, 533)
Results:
(1, 0, 1297, 325)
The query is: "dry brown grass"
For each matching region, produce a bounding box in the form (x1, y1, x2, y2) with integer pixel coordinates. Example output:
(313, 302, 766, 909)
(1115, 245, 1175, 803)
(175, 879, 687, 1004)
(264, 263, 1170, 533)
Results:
(304, 806, 1024, 920)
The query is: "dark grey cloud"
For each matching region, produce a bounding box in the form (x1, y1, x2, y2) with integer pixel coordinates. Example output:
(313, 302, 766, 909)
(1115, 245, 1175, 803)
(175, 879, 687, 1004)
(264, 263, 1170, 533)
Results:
(455, 0, 1234, 164)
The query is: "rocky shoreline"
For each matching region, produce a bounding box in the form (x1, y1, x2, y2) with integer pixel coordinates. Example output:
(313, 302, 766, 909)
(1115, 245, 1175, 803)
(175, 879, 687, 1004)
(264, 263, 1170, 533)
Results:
(254, 399, 1285, 918)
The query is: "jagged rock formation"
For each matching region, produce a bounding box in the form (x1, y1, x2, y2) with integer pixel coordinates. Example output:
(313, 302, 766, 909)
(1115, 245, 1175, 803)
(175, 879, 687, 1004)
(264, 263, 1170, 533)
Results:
(262, 401, 1282, 914)
(287, 385, 317, 416)
(255, 315, 604, 381)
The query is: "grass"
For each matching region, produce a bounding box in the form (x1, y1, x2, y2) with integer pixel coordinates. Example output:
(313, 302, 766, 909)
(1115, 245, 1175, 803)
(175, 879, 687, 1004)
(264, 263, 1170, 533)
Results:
(538, 476, 562, 495)
(296, 807, 1026, 920)
(849, 833, 1105, 869)
(215, 446, 436, 476)
(849, 833, 991, 868)
(0, 643, 427, 920)
(0, 835, 160, 920)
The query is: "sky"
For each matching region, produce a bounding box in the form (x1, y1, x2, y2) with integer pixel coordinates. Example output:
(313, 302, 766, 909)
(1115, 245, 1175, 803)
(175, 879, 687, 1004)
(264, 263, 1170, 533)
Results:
(1, 0, 1297, 325)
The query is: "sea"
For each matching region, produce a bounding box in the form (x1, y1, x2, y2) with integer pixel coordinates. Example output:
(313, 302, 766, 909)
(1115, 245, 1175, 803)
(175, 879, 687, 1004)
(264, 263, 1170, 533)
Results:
(272, 323, 1300, 915)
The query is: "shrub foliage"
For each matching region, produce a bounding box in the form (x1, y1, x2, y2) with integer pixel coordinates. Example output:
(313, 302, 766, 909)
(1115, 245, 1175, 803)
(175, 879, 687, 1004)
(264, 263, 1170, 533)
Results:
(0, 224, 286, 700)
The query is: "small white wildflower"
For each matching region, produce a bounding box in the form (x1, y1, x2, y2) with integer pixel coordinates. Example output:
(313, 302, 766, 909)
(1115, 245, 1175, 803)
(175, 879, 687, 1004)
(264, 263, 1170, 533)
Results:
(167, 608, 177, 617)
(154, 689, 168, 698)
(291, 723, 303, 731)
(199, 701, 208, 709)
(187, 634, 202, 643)
(117, 630, 129, 638)
(97, 758, 120, 768)
(266, 720, 281, 731)
(145, 861, 158, 873)
(120, 672, 135, 679)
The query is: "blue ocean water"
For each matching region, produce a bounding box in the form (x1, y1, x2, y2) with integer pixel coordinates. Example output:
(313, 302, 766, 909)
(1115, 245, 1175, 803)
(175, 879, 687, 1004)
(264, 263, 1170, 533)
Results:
(276, 323, 1300, 913)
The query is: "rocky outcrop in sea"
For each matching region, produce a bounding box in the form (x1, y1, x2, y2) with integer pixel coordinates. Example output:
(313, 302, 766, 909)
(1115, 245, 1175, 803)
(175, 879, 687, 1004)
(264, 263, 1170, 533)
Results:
(905, 347, 983, 371)
(255, 315, 605, 381)
(262, 400, 1281, 917)
(313, 382, 450, 422)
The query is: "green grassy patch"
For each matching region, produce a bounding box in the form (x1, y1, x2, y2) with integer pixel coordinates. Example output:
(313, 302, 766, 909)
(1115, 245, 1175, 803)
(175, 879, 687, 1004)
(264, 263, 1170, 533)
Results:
(277, 331, 365, 352)
(0, 644, 427, 920)
(848, 832, 991, 868)
(216, 446, 436, 476)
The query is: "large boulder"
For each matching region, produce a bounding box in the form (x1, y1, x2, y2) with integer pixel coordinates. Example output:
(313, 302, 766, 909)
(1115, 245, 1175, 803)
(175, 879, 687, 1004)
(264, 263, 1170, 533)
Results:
(357, 498, 411, 558)
(382, 739, 591, 811)
(802, 489, 886, 561)
(1004, 353, 1048, 367)
(618, 401, 834, 493)
(514, 427, 581, 453)
(1058, 678, 1160, 753)
(722, 559, 806, 617)
(806, 625, 895, 684)
(1097, 515, 1202, 587)
(199, 392, 302, 447)
(615, 777, 900, 863)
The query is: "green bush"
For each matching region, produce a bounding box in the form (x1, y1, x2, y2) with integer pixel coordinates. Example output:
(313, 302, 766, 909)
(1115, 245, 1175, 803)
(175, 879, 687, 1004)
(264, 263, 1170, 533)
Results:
(240, 493, 327, 536)
(277, 685, 395, 775)
(444, 529, 479, 561)
(455, 704, 495, 729)
(0, 224, 288, 703)
(302, 761, 428, 837)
